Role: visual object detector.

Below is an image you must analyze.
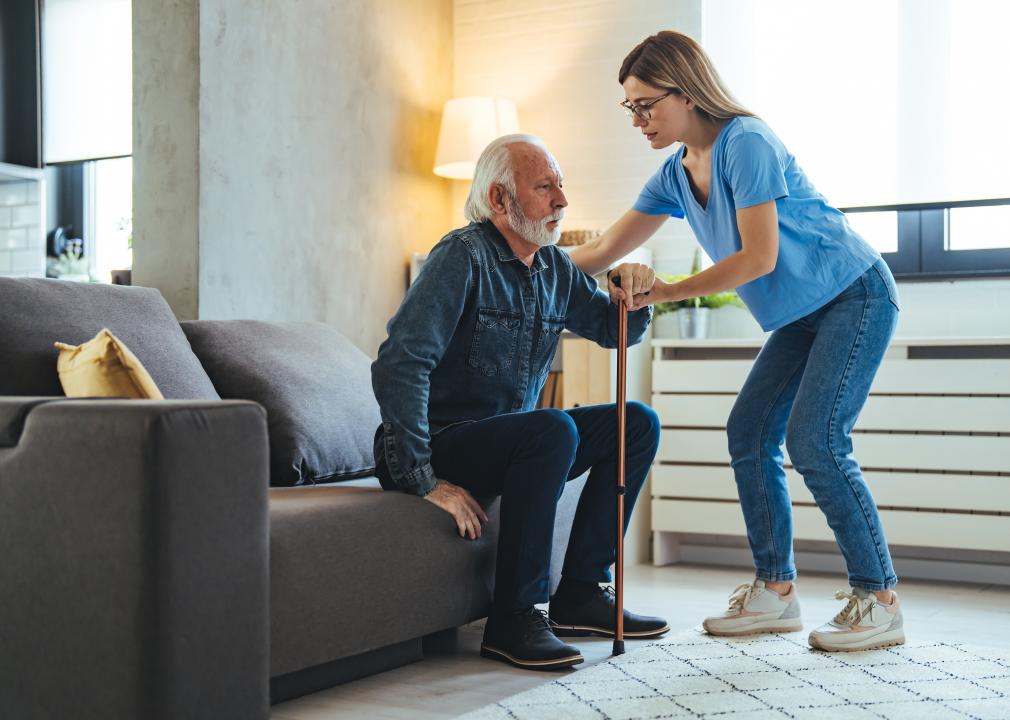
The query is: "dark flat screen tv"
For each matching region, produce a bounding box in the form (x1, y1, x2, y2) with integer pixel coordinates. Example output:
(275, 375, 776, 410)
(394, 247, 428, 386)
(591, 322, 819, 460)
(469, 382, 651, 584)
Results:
(0, 0, 43, 168)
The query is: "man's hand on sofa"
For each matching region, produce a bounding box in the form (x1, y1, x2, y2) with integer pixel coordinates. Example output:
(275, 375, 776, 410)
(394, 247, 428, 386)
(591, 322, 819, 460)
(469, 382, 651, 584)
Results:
(424, 479, 489, 540)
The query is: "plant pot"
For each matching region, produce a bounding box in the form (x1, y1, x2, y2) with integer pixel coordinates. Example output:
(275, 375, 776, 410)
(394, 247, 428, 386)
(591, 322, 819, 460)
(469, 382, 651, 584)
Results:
(677, 307, 710, 339)
(652, 313, 679, 339)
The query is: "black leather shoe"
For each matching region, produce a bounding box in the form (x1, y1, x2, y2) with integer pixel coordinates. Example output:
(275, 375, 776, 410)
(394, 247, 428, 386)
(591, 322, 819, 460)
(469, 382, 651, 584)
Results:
(481, 608, 584, 670)
(550, 585, 670, 639)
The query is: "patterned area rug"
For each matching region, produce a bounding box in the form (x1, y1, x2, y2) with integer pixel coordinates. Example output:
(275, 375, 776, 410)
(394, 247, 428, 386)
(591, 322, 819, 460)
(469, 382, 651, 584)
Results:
(456, 630, 1010, 719)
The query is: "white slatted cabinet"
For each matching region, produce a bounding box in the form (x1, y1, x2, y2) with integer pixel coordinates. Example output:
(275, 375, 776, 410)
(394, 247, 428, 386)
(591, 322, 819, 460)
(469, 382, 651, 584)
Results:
(650, 338, 1010, 571)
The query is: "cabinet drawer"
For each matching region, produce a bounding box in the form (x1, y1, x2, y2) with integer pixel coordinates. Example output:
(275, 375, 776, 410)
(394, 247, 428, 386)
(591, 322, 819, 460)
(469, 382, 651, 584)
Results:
(873, 359, 1010, 394)
(856, 395, 1010, 433)
(658, 428, 1010, 474)
(652, 394, 1010, 434)
(651, 394, 734, 427)
(651, 464, 1010, 512)
(652, 360, 753, 393)
(652, 499, 1010, 552)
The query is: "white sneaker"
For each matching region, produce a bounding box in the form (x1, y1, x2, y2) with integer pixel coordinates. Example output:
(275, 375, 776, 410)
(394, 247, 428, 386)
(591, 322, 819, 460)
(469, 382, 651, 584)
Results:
(702, 579, 803, 636)
(808, 588, 905, 652)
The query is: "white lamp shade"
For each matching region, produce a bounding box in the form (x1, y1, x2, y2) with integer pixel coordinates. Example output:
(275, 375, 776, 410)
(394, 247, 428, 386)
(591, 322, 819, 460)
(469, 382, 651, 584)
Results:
(433, 97, 520, 179)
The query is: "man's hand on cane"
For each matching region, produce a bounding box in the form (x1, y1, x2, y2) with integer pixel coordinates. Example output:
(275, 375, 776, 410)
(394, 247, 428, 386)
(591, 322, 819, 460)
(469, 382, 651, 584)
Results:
(424, 479, 489, 540)
(607, 263, 655, 311)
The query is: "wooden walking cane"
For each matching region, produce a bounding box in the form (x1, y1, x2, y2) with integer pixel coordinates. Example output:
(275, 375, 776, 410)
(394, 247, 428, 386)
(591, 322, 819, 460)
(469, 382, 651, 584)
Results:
(612, 276, 629, 656)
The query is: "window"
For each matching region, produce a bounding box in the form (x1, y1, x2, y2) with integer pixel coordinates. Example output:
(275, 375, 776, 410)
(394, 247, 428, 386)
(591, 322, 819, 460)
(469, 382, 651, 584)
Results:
(45, 158, 132, 283)
(949, 206, 1010, 252)
(703, 0, 1010, 277)
(93, 157, 132, 282)
(844, 212, 898, 255)
(843, 199, 1010, 279)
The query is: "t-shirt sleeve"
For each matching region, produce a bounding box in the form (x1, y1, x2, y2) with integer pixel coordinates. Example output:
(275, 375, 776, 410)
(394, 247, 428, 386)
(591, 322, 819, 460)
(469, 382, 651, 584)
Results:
(724, 131, 789, 209)
(632, 157, 685, 218)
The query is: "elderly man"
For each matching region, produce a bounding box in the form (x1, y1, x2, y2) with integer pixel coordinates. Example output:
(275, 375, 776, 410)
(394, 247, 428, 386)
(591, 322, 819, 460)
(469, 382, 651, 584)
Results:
(371, 134, 668, 670)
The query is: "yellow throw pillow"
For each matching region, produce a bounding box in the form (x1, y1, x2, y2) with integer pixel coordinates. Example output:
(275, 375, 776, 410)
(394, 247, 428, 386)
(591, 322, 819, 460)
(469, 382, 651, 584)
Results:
(54, 328, 164, 399)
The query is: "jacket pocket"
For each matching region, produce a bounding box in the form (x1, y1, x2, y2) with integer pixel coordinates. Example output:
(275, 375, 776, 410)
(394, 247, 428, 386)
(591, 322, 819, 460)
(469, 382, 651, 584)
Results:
(468, 307, 521, 376)
(534, 316, 566, 377)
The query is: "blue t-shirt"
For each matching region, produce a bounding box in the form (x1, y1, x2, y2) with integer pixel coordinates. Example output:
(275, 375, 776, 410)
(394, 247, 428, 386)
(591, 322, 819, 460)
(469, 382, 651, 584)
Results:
(634, 116, 880, 331)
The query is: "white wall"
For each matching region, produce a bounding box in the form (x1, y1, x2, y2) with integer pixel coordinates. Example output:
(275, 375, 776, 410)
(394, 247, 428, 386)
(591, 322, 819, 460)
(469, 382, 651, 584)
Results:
(453, 0, 702, 263)
(133, 0, 200, 319)
(197, 0, 454, 356)
(0, 176, 45, 278)
(135, 0, 454, 356)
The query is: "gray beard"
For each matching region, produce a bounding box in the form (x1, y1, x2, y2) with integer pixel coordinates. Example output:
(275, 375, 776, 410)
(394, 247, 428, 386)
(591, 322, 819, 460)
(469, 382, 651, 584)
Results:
(506, 197, 563, 247)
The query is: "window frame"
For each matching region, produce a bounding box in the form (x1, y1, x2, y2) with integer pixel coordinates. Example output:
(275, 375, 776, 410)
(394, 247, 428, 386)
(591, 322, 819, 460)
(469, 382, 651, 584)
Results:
(841, 198, 1010, 281)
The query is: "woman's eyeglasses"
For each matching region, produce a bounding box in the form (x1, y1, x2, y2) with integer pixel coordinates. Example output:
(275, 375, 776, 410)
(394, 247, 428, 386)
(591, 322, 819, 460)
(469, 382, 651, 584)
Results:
(620, 89, 680, 120)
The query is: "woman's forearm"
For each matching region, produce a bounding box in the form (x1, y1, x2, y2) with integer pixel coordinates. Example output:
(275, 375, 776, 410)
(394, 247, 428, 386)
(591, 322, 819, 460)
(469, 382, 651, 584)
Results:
(567, 235, 611, 276)
(656, 249, 774, 303)
(568, 209, 668, 277)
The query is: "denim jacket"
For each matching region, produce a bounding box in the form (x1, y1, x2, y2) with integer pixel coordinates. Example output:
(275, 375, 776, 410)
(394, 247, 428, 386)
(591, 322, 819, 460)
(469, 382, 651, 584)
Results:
(371, 221, 651, 496)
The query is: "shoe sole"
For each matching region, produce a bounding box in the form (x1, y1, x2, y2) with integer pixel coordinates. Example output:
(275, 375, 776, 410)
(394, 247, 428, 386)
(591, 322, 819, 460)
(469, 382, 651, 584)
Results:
(702, 617, 804, 637)
(551, 623, 671, 639)
(808, 629, 906, 653)
(480, 644, 584, 670)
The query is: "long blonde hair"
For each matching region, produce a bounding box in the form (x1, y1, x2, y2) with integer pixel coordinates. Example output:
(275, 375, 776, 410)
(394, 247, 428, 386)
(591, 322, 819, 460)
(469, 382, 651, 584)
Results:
(619, 31, 754, 122)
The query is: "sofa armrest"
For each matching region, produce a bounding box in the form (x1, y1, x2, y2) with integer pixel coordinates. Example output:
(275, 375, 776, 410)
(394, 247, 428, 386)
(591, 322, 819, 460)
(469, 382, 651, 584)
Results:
(0, 398, 270, 720)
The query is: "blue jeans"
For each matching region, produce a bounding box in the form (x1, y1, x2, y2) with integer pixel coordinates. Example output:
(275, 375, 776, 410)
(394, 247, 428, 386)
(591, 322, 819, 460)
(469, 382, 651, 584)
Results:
(411, 402, 660, 614)
(726, 258, 900, 592)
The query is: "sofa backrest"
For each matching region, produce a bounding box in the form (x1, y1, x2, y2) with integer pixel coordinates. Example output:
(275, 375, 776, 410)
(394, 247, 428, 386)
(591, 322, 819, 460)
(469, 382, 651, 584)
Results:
(181, 320, 381, 486)
(0, 277, 219, 399)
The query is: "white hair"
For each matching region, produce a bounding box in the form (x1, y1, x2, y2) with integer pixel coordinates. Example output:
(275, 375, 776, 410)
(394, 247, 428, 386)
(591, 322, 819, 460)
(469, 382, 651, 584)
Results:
(463, 133, 551, 223)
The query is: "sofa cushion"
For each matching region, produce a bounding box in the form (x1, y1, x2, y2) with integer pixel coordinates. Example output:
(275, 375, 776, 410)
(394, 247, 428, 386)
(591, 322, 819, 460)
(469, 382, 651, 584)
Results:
(55, 328, 165, 399)
(181, 320, 380, 486)
(268, 485, 499, 676)
(267, 473, 586, 679)
(0, 277, 220, 399)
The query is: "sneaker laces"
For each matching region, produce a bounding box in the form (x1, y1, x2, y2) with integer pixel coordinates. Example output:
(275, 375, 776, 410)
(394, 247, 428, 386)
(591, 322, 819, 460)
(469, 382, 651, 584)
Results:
(832, 589, 874, 626)
(727, 582, 757, 612)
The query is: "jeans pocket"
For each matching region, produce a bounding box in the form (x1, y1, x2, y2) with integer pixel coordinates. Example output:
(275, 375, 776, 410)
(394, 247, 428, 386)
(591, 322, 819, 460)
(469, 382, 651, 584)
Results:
(533, 316, 565, 377)
(468, 307, 521, 376)
(872, 260, 901, 311)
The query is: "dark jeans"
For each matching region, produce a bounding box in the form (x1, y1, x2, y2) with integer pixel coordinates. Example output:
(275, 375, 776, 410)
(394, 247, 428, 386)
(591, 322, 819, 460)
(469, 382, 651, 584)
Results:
(423, 402, 660, 614)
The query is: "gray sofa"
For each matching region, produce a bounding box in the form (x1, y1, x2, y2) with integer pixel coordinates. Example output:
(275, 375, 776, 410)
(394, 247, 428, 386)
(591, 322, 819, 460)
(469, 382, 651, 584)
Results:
(0, 277, 586, 720)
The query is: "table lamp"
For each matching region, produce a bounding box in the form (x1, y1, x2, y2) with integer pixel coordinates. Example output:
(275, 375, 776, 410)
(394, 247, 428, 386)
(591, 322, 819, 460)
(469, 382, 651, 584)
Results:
(433, 97, 520, 179)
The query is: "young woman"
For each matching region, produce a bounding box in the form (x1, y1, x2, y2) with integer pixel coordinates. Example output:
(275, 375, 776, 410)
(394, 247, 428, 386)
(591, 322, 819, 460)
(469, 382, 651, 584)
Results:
(569, 31, 904, 652)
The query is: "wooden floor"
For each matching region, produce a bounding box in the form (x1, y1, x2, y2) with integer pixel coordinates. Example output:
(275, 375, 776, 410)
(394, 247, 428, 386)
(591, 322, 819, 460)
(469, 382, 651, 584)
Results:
(271, 564, 1010, 719)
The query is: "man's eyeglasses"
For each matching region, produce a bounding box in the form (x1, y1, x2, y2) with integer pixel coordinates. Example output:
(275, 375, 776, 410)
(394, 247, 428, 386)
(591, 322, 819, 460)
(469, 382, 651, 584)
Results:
(620, 89, 681, 121)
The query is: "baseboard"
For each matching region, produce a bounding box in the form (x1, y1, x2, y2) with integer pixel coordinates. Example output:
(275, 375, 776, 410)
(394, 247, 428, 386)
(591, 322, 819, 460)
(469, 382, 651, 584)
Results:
(654, 532, 1010, 586)
(270, 637, 423, 705)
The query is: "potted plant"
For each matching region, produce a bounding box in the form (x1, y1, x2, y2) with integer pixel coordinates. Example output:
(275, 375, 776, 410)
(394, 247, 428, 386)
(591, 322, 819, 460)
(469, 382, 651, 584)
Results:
(653, 249, 744, 339)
